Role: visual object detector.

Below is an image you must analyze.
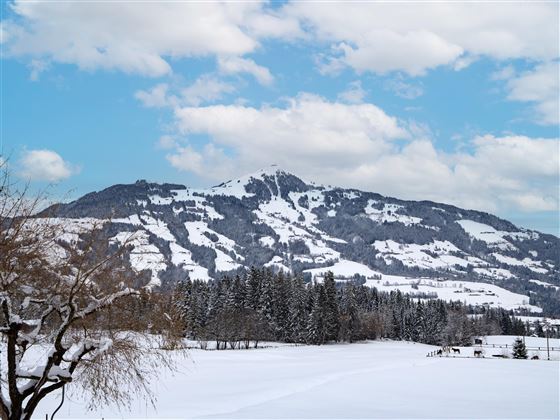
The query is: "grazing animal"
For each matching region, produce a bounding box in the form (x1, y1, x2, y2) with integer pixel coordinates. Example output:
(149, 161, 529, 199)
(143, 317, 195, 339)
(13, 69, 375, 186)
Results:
(452, 347, 460, 354)
(531, 355, 539, 360)
(474, 338, 483, 345)
(436, 349, 443, 356)
(474, 350, 483, 357)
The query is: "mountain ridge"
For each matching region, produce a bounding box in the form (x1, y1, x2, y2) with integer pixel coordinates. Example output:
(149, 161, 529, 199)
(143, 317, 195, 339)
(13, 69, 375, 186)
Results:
(41, 166, 560, 314)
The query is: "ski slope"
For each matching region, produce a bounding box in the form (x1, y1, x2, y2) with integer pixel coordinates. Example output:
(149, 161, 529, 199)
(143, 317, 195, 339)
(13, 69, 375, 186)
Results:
(35, 340, 558, 419)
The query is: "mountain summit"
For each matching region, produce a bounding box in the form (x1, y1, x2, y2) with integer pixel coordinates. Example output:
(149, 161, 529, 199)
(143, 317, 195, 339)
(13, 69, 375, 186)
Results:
(43, 168, 560, 314)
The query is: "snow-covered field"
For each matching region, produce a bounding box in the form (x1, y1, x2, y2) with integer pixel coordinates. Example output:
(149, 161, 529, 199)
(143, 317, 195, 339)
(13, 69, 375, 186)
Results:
(365, 275, 541, 312)
(35, 338, 559, 419)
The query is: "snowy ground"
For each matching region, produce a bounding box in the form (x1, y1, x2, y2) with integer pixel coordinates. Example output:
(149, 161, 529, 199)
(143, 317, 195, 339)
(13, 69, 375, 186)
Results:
(35, 339, 559, 419)
(365, 276, 542, 313)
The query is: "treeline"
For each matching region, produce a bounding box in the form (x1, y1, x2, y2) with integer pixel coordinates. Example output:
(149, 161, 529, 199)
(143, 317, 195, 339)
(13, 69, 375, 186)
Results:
(173, 267, 535, 350)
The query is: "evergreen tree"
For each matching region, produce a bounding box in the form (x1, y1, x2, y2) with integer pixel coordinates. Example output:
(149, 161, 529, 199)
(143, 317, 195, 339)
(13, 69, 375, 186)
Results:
(307, 284, 326, 345)
(512, 337, 528, 359)
(323, 272, 340, 342)
(288, 275, 309, 343)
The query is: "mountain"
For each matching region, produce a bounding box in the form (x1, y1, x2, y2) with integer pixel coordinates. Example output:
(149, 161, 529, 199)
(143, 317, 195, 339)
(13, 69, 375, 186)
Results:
(42, 167, 560, 314)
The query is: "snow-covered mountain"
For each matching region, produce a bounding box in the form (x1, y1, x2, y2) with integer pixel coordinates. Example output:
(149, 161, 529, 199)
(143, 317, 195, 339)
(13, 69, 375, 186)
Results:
(43, 167, 560, 313)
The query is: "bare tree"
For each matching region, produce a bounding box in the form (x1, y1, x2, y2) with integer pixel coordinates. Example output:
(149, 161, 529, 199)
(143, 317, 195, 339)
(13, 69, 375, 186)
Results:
(0, 164, 182, 420)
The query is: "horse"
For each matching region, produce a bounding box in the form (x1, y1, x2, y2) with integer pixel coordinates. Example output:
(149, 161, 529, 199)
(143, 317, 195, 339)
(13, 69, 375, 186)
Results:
(474, 350, 483, 357)
(474, 338, 483, 345)
(451, 347, 460, 354)
(436, 349, 443, 356)
(531, 355, 539, 360)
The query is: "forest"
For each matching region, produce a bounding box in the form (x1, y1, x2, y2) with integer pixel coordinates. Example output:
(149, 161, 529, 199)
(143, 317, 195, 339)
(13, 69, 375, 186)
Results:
(173, 267, 544, 350)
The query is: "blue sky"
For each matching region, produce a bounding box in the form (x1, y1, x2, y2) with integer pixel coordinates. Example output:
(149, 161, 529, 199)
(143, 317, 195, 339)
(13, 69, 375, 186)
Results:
(1, 1, 558, 234)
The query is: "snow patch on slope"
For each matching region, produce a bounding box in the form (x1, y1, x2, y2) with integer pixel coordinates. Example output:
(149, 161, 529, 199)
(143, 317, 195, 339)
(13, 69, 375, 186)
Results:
(366, 276, 541, 313)
(305, 260, 381, 281)
(365, 200, 421, 225)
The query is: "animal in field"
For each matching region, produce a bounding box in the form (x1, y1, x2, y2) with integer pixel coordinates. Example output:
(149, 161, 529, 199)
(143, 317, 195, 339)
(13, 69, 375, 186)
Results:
(474, 338, 483, 345)
(451, 347, 460, 354)
(474, 350, 483, 357)
(531, 355, 539, 360)
(436, 349, 443, 356)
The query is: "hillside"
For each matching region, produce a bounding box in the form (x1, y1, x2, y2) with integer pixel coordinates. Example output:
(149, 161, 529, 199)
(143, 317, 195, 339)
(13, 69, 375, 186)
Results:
(42, 167, 560, 314)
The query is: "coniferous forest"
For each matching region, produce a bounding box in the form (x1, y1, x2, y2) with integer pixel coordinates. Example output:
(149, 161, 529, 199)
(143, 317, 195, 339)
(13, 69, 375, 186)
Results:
(173, 267, 540, 350)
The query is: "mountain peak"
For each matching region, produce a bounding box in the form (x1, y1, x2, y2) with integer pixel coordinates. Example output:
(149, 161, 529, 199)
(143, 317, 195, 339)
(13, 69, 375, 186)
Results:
(211, 166, 309, 198)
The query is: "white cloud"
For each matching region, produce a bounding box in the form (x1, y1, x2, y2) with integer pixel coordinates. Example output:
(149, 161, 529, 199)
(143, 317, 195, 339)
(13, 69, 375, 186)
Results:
(3, 1, 287, 77)
(384, 78, 424, 99)
(19, 149, 76, 182)
(156, 135, 179, 150)
(167, 143, 234, 181)
(172, 94, 408, 170)
(491, 65, 515, 81)
(506, 62, 559, 125)
(135, 83, 173, 108)
(181, 75, 236, 106)
(5, 1, 556, 81)
(136, 76, 235, 108)
(28, 59, 49, 81)
(338, 81, 366, 104)
(166, 95, 558, 214)
(282, 2, 558, 75)
(218, 56, 274, 85)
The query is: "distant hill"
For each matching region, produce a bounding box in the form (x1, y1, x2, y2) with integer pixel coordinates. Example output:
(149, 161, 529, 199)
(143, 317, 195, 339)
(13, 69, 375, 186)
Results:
(41, 167, 560, 314)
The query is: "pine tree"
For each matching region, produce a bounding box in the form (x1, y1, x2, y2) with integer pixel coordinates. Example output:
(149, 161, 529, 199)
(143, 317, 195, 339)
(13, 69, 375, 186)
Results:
(512, 337, 528, 359)
(246, 266, 262, 310)
(272, 271, 291, 341)
(323, 272, 340, 342)
(307, 284, 326, 345)
(288, 275, 308, 343)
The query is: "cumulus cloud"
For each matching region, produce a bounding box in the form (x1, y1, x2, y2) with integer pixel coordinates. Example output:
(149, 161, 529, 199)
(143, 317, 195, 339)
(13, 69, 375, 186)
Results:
(338, 81, 366, 104)
(19, 149, 76, 182)
(136, 75, 235, 108)
(165, 95, 558, 214)
(506, 62, 559, 125)
(5, 1, 556, 80)
(218, 56, 274, 85)
(181, 75, 236, 106)
(2, 1, 296, 77)
(283, 2, 558, 76)
(135, 83, 173, 108)
(166, 143, 234, 181)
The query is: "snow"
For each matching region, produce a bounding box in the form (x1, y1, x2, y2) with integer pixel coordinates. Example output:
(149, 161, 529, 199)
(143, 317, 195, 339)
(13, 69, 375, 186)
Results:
(492, 253, 547, 274)
(163, 189, 224, 219)
(474, 266, 515, 280)
(139, 215, 176, 242)
(264, 256, 291, 273)
(111, 230, 166, 287)
(366, 275, 542, 313)
(169, 242, 211, 281)
(206, 167, 290, 199)
(305, 259, 381, 281)
(259, 235, 276, 248)
(253, 198, 340, 264)
(457, 220, 537, 250)
(513, 316, 560, 326)
(35, 340, 559, 419)
(365, 200, 422, 225)
(529, 279, 560, 290)
(184, 221, 242, 272)
(374, 239, 471, 271)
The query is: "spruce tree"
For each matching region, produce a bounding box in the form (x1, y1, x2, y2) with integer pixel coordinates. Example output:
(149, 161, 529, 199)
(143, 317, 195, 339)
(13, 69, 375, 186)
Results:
(323, 272, 340, 342)
(512, 337, 528, 359)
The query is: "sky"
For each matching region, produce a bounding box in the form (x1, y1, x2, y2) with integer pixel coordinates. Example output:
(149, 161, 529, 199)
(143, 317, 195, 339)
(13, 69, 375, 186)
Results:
(0, 1, 558, 234)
